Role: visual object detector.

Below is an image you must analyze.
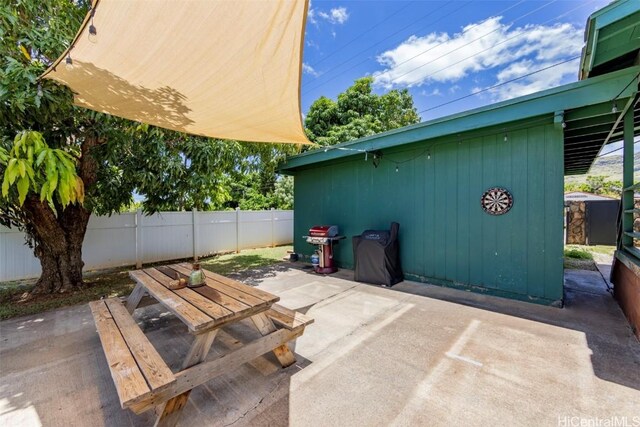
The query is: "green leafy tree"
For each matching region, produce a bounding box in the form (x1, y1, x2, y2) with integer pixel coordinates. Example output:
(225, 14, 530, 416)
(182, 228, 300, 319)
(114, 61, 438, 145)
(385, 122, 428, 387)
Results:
(233, 175, 294, 211)
(601, 179, 623, 197)
(1, 0, 295, 294)
(564, 175, 623, 198)
(238, 185, 271, 210)
(273, 176, 293, 210)
(0, 0, 106, 294)
(304, 77, 421, 146)
(95, 126, 246, 212)
(225, 144, 298, 210)
(586, 176, 606, 194)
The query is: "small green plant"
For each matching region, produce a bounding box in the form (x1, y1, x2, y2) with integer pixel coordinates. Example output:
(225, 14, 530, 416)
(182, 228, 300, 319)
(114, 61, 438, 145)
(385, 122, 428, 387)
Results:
(564, 248, 594, 260)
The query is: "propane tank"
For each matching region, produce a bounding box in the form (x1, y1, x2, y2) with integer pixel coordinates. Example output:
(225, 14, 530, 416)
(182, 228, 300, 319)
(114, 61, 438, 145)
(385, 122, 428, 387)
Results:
(310, 252, 320, 268)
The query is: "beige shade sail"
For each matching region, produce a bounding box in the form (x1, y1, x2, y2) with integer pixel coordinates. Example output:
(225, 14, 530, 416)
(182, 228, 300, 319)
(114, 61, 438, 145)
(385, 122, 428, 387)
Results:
(42, 0, 311, 144)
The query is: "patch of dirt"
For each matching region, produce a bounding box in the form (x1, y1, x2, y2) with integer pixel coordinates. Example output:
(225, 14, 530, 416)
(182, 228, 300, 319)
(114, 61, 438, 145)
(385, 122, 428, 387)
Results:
(564, 258, 598, 271)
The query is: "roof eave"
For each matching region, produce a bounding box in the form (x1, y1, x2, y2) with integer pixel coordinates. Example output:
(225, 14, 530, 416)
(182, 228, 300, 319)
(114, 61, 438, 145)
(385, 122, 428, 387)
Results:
(281, 66, 640, 173)
(579, 0, 640, 79)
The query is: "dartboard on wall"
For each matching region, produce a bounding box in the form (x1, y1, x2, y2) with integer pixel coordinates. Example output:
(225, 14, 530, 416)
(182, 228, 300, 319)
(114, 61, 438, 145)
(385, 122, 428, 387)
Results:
(481, 187, 513, 215)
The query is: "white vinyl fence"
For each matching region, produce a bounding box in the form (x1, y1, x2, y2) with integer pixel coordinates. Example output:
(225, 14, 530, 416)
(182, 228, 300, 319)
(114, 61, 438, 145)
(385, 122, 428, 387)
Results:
(0, 209, 293, 281)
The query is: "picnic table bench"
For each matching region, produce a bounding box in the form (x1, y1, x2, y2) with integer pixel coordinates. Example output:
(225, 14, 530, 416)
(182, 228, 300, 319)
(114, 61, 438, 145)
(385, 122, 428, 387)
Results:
(89, 263, 312, 427)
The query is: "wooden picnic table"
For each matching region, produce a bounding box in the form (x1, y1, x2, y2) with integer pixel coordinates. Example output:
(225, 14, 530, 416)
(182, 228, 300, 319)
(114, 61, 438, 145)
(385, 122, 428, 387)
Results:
(89, 262, 313, 427)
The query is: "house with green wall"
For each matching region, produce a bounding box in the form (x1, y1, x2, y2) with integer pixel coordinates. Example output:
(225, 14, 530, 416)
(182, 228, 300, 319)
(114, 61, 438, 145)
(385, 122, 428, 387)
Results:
(281, 0, 640, 308)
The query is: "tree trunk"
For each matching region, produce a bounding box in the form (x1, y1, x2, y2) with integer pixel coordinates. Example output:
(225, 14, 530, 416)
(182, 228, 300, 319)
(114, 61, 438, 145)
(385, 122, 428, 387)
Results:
(22, 196, 90, 293)
(24, 134, 101, 294)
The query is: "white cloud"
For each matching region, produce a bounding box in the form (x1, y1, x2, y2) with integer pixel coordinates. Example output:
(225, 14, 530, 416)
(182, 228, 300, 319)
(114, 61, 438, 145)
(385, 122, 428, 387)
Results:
(307, 1, 317, 25)
(306, 39, 320, 50)
(318, 7, 349, 25)
(303, 63, 320, 77)
(372, 16, 583, 101)
(421, 88, 442, 97)
(488, 57, 579, 101)
(308, 3, 349, 38)
(309, 3, 349, 26)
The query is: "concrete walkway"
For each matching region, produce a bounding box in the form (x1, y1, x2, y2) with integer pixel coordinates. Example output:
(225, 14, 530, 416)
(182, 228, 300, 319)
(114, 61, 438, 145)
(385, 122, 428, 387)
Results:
(1, 264, 639, 426)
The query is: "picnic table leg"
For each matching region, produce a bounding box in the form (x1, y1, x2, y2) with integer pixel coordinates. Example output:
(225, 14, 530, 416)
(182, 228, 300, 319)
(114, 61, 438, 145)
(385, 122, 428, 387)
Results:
(153, 330, 218, 427)
(181, 330, 218, 370)
(250, 312, 296, 368)
(126, 282, 146, 314)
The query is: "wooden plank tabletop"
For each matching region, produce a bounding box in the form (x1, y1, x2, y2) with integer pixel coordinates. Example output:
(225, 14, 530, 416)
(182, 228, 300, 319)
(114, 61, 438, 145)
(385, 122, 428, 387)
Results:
(128, 263, 279, 333)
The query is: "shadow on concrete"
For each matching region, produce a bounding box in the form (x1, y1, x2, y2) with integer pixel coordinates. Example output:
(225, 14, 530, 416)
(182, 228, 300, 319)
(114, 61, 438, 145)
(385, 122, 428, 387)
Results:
(0, 302, 309, 426)
(2, 261, 638, 425)
(372, 268, 640, 392)
(147, 261, 640, 397)
(135, 305, 311, 426)
(217, 262, 293, 287)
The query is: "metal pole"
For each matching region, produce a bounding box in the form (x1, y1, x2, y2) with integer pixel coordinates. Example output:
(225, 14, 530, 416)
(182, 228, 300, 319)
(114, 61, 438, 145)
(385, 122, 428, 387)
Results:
(192, 208, 199, 261)
(622, 106, 634, 249)
(271, 208, 275, 248)
(135, 209, 142, 268)
(235, 207, 240, 253)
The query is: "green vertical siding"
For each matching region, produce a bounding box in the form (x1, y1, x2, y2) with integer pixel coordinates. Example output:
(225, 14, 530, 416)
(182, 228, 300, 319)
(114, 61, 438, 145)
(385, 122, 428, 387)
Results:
(293, 122, 564, 304)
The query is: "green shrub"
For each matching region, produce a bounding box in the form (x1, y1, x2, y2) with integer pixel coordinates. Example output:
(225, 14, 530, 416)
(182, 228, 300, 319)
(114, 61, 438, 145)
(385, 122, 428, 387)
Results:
(564, 248, 594, 260)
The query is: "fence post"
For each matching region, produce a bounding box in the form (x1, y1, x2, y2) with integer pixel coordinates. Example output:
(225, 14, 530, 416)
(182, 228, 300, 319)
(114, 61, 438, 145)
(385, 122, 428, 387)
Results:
(135, 209, 143, 268)
(271, 208, 275, 247)
(235, 207, 240, 253)
(192, 208, 199, 261)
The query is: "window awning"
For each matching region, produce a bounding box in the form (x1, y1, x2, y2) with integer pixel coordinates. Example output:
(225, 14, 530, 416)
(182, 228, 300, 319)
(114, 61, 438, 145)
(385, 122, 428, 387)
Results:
(42, 0, 311, 145)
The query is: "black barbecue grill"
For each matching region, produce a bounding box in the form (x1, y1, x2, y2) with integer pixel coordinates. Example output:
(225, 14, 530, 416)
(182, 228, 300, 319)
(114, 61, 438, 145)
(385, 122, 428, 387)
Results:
(352, 222, 403, 286)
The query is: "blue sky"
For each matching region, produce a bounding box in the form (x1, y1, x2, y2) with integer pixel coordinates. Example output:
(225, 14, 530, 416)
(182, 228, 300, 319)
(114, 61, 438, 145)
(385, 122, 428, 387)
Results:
(300, 0, 613, 122)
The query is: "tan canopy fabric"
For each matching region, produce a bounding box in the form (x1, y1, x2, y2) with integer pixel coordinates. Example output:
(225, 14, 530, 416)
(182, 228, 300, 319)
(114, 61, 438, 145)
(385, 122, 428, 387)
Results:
(42, 0, 311, 144)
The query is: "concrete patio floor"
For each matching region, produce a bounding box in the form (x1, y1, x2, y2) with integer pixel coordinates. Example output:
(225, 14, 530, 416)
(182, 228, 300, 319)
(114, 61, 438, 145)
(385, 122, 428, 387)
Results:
(1, 264, 639, 426)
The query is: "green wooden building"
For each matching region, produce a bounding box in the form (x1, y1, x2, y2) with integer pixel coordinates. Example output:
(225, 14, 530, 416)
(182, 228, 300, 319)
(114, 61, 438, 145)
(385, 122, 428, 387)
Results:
(281, 0, 640, 307)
